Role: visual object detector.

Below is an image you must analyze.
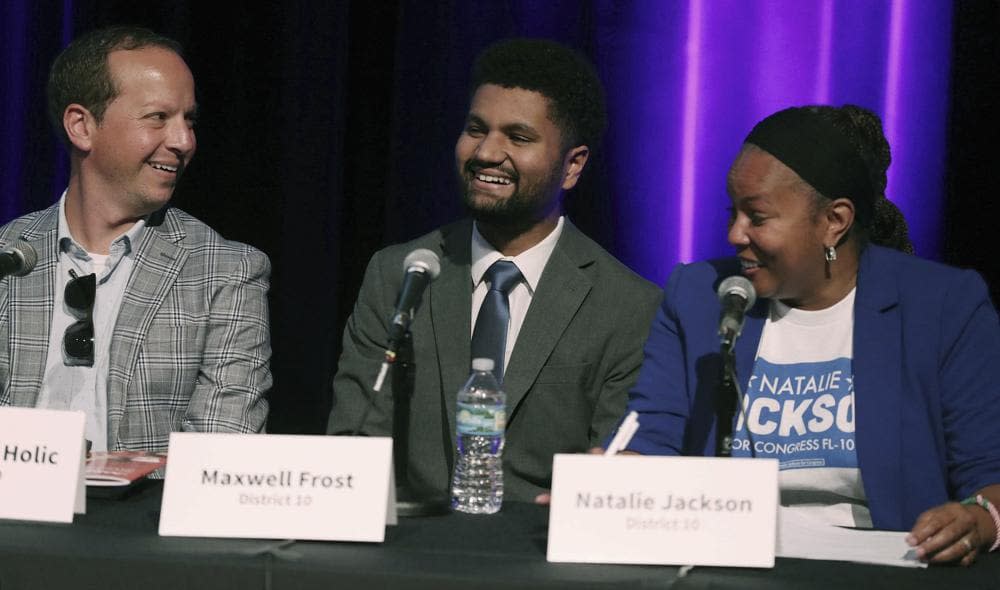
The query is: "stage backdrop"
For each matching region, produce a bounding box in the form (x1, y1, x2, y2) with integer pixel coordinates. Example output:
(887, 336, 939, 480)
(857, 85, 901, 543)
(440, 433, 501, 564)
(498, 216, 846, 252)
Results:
(1, 1, 996, 434)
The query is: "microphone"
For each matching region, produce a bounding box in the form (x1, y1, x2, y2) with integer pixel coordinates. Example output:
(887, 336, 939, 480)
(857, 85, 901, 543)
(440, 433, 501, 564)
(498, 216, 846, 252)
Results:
(0, 240, 37, 278)
(717, 275, 756, 352)
(372, 249, 441, 392)
(387, 249, 441, 349)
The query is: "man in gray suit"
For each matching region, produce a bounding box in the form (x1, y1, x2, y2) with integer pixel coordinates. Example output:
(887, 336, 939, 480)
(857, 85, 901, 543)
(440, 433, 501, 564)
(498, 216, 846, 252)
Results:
(0, 26, 271, 451)
(328, 39, 661, 502)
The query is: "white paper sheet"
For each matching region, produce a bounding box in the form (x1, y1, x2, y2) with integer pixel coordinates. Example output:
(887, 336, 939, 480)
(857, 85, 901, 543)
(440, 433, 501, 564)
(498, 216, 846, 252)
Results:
(777, 507, 926, 568)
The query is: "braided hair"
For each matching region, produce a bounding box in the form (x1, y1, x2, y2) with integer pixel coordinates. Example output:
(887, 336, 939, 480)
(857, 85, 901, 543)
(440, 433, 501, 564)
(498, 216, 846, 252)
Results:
(809, 105, 914, 254)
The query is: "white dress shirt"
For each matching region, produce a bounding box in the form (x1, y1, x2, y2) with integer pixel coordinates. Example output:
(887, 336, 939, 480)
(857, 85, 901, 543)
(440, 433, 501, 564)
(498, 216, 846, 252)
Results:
(34, 194, 145, 451)
(470, 216, 564, 370)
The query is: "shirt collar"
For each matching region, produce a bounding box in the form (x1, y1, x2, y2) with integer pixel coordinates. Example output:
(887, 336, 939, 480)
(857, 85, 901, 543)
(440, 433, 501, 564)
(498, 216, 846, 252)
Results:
(470, 216, 565, 293)
(771, 286, 857, 327)
(57, 191, 147, 276)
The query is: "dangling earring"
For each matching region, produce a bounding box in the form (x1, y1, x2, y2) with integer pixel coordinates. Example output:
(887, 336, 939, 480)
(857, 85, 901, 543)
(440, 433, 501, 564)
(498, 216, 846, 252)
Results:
(824, 245, 837, 262)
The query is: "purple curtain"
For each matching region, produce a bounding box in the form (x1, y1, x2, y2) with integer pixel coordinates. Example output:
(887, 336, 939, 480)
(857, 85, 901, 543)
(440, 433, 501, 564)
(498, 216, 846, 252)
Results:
(0, 1, 981, 433)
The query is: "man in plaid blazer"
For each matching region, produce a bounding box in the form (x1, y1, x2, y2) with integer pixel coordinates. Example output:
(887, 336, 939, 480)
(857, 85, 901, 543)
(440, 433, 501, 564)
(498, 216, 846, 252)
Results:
(0, 26, 271, 451)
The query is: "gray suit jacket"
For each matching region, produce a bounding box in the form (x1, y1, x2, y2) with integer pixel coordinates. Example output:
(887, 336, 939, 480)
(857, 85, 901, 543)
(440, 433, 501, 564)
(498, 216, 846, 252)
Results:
(328, 219, 661, 501)
(0, 203, 272, 451)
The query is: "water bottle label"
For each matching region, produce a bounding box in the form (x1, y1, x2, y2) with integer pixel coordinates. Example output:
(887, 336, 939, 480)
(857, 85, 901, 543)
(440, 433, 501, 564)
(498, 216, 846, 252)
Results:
(456, 402, 505, 435)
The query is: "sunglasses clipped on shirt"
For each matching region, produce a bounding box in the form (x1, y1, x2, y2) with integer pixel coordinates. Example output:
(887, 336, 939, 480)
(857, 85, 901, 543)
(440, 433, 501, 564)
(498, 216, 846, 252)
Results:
(64, 269, 95, 367)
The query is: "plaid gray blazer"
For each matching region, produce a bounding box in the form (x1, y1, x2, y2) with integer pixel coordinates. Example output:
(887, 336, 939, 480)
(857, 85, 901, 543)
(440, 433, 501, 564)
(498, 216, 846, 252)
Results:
(0, 203, 271, 451)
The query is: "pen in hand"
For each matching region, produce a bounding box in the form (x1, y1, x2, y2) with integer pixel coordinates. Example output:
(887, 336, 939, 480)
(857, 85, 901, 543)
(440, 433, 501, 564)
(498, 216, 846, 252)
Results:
(534, 411, 641, 506)
(605, 411, 639, 456)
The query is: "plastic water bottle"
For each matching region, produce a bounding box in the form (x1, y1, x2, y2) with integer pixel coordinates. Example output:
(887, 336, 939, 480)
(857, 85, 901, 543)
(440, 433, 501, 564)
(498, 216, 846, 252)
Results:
(450, 358, 505, 514)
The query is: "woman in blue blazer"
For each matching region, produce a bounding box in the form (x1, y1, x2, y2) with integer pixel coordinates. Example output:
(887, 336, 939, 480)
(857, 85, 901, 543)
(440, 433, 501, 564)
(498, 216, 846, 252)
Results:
(623, 105, 1000, 566)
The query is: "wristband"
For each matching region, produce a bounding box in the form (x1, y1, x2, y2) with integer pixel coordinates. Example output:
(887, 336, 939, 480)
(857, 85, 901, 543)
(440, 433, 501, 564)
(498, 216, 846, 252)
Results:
(961, 494, 1000, 552)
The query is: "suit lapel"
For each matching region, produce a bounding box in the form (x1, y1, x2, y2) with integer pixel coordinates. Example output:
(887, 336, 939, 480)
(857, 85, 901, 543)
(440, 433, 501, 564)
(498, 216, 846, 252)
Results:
(431, 222, 473, 450)
(851, 247, 903, 528)
(106, 209, 189, 448)
(503, 223, 592, 417)
(8, 208, 60, 407)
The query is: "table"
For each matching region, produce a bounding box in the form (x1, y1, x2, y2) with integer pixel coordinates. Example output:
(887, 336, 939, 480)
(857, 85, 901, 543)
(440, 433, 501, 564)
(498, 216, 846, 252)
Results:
(0, 483, 997, 589)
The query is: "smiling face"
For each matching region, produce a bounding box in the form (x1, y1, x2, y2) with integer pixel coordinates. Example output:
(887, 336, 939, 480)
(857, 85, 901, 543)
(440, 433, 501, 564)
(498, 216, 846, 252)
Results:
(726, 145, 852, 310)
(455, 84, 585, 231)
(79, 46, 197, 217)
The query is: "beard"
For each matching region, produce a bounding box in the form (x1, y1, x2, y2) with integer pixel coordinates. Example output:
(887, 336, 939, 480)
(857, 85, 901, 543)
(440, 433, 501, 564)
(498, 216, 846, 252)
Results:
(457, 158, 564, 229)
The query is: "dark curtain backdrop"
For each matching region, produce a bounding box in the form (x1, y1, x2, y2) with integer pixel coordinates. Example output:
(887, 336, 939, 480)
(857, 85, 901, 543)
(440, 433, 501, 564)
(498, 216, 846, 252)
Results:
(1, 1, 997, 435)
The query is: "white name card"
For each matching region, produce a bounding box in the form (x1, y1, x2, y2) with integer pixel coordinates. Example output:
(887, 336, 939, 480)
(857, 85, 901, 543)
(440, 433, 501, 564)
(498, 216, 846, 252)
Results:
(547, 454, 778, 567)
(159, 433, 396, 542)
(0, 407, 86, 523)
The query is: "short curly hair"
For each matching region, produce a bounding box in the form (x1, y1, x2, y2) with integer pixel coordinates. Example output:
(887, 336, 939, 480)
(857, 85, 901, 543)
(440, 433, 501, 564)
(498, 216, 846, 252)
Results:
(470, 38, 607, 151)
(47, 25, 183, 145)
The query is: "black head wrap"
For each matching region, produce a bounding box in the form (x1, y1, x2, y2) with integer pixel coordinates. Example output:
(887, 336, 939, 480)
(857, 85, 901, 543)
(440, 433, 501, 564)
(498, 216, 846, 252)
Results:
(744, 107, 876, 230)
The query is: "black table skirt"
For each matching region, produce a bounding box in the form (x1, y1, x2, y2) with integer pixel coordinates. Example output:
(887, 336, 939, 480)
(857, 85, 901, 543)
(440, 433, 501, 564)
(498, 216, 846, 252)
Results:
(0, 482, 997, 590)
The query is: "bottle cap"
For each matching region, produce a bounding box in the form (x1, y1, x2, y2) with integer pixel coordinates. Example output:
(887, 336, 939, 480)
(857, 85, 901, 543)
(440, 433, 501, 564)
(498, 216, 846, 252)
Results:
(471, 358, 495, 372)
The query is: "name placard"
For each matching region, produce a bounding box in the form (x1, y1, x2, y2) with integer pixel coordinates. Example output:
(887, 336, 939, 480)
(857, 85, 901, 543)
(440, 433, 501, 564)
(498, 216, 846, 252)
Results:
(0, 407, 86, 523)
(547, 454, 778, 567)
(159, 433, 395, 542)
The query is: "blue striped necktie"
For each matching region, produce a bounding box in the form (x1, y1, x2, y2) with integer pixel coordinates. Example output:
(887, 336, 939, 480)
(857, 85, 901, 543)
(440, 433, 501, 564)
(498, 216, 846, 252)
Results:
(471, 260, 523, 382)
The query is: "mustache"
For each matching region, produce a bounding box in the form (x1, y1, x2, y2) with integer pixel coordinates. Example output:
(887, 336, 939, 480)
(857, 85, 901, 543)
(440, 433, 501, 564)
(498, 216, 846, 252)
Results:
(463, 159, 519, 182)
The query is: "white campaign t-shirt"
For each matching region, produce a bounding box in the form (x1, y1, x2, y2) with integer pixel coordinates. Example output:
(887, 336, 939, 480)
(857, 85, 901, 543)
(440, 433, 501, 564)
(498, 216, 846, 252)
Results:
(730, 288, 871, 527)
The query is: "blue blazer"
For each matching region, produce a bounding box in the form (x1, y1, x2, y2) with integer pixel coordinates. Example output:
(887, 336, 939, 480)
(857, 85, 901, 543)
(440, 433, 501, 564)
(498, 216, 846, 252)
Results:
(625, 245, 1000, 530)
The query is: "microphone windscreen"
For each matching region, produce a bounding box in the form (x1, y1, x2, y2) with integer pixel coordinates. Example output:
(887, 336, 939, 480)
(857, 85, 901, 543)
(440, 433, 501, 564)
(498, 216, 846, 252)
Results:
(717, 275, 756, 310)
(11, 240, 37, 276)
(402, 248, 441, 280)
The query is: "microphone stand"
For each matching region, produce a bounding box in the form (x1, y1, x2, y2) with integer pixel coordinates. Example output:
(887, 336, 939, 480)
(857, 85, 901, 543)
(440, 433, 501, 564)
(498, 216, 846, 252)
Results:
(714, 342, 738, 457)
(389, 332, 449, 516)
(714, 276, 756, 458)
